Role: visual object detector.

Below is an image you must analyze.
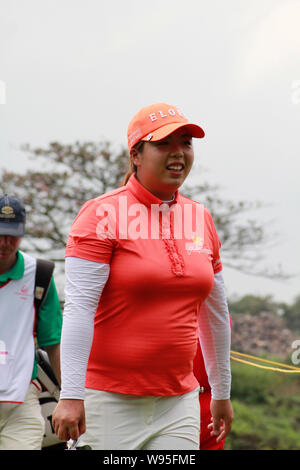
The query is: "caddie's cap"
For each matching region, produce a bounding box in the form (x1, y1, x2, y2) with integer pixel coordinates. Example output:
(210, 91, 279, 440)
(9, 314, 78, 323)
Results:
(0, 194, 26, 237)
(127, 102, 205, 152)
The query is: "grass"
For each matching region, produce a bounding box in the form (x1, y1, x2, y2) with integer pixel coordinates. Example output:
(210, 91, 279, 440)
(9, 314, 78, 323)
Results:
(225, 360, 300, 450)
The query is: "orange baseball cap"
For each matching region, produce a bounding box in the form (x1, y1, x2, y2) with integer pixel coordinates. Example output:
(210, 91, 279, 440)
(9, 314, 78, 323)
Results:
(127, 102, 205, 151)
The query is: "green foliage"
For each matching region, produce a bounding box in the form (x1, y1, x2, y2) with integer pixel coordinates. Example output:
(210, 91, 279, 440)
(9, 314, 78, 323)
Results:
(280, 295, 300, 333)
(230, 360, 281, 404)
(229, 294, 300, 333)
(228, 294, 280, 316)
(226, 400, 300, 450)
(225, 361, 300, 450)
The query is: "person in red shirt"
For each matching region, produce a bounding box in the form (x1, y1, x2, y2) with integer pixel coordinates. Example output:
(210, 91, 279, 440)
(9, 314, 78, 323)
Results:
(52, 102, 233, 450)
(194, 342, 226, 450)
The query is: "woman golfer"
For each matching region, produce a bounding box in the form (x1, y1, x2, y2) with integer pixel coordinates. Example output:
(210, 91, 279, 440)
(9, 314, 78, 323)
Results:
(52, 102, 233, 450)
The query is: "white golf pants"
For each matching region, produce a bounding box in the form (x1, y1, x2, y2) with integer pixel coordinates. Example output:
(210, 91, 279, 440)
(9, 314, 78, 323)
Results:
(77, 386, 200, 450)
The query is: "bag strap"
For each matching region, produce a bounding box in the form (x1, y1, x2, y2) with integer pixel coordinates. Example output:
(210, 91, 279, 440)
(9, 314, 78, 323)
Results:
(34, 258, 55, 314)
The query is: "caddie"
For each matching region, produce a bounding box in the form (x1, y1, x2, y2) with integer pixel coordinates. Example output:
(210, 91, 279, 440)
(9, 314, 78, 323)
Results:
(0, 194, 62, 450)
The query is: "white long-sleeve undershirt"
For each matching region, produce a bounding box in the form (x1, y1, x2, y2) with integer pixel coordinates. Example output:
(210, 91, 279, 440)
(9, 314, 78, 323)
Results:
(60, 257, 110, 399)
(60, 257, 231, 400)
(197, 272, 231, 399)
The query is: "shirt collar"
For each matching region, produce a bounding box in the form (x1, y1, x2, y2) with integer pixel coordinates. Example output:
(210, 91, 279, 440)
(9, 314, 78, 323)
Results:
(0, 250, 25, 283)
(126, 174, 179, 208)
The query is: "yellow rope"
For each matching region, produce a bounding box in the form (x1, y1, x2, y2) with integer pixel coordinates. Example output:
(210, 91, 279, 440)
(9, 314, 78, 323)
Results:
(230, 356, 300, 373)
(231, 350, 300, 369)
(230, 350, 300, 373)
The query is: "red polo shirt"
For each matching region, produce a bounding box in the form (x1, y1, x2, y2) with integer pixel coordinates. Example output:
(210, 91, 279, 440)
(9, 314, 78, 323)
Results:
(65, 175, 222, 396)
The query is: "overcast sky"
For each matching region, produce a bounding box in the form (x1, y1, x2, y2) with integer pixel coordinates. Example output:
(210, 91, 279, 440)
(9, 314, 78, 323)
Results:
(0, 0, 299, 303)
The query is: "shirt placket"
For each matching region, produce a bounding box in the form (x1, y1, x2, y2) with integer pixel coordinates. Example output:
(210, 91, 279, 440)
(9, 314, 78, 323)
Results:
(160, 204, 185, 278)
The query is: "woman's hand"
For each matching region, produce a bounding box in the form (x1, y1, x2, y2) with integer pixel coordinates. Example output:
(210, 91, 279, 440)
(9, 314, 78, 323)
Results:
(52, 399, 86, 442)
(208, 398, 234, 442)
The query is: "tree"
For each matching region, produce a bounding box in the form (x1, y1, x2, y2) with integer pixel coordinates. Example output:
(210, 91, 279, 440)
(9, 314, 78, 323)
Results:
(1, 141, 128, 263)
(182, 183, 281, 278)
(280, 295, 300, 333)
(228, 294, 281, 317)
(228, 292, 300, 334)
(0, 140, 287, 281)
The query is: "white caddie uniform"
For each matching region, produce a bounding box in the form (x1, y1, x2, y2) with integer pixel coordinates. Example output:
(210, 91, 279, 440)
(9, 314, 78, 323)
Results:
(0, 252, 45, 450)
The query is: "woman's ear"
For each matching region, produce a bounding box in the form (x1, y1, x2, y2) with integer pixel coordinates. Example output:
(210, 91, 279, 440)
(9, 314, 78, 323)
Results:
(130, 148, 141, 168)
